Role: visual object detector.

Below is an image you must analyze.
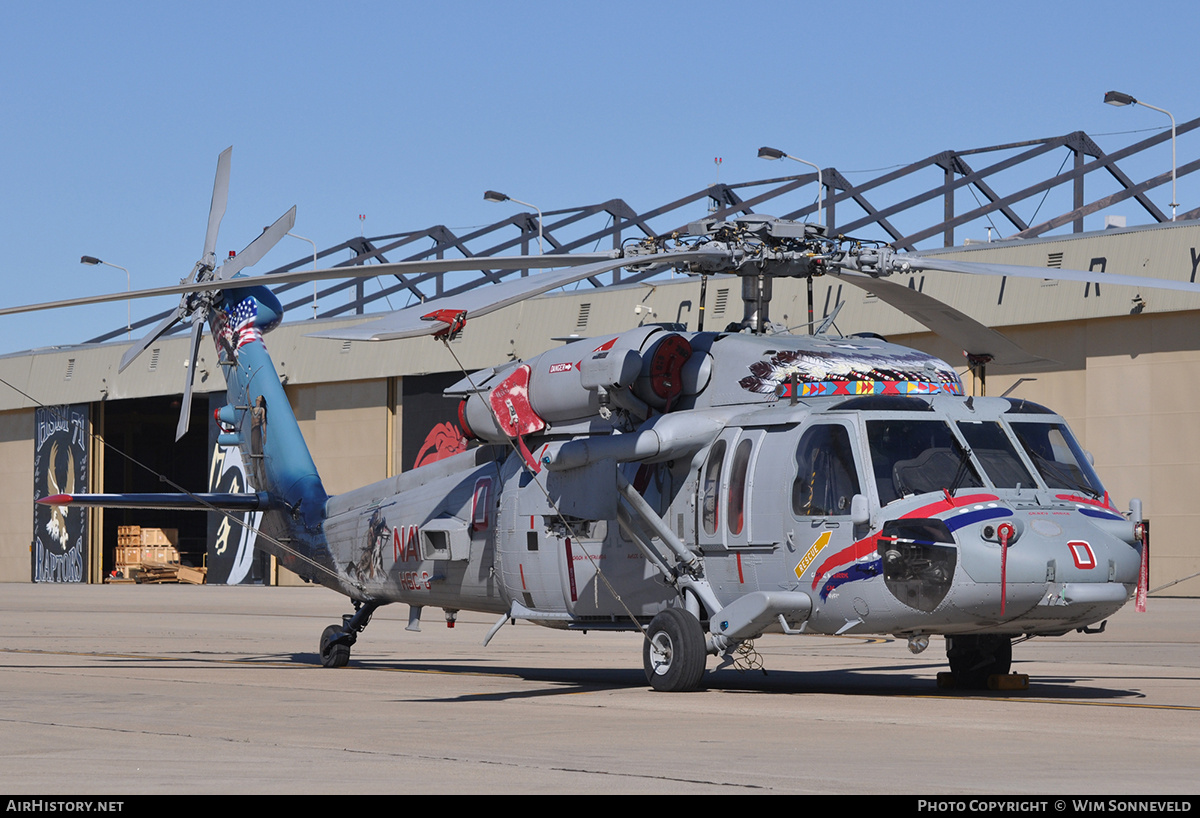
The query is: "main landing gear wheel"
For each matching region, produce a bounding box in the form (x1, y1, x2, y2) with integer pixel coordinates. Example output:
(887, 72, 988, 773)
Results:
(320, 625, 351, 668)
(945, 634, 1012, 689)
(642, 608, 707, 692)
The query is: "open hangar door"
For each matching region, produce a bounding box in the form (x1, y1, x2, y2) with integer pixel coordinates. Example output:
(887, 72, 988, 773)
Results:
(97, 394, 208, 579)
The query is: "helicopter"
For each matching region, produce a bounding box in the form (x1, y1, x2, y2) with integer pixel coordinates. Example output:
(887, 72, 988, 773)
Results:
(24, 148, 1190, 692)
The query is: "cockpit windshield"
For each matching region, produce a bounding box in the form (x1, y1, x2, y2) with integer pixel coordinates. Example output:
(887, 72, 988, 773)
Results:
(956, 421, 1036, 489)
(866, 419, 981, 505)
(1008, 420, 1106, 498)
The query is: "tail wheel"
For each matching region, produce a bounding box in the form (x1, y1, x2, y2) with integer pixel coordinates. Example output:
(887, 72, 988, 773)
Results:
(320, 624, 351, 668)
(945, 634, 1012, 689)
(642, 608, 707, 692)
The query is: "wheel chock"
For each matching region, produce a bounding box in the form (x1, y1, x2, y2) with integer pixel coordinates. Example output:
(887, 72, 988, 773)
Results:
(987, 673, 1029, 690)
(937, 671, 1029, 690)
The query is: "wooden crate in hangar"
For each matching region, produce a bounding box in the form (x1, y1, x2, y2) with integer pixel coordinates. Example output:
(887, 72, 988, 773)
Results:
(111, 527, 204, 584)
(116, 545, 181, 568)
(118, 525, 179, 547)
(139, 528, 178, 547)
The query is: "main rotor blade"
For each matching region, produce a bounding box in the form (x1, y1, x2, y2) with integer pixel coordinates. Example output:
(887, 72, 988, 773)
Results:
(117, 306, 185, 373)
(257, 250, 618, 285)
(175, 318, 204, 441)
(830, 271, 1054, 367)
(203, 147, 232, 263)
(0, 253, 621, 318)
(905, 253, 1200, 295)
(309, 249, 720, 341)
(217, 206, 297, 280)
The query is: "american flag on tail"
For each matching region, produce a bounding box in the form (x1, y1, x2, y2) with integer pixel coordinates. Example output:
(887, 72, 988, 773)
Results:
(231, 298, 262, 349)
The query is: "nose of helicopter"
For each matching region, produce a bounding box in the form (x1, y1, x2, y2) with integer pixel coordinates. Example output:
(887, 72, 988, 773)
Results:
(949, 502, 1142, 627)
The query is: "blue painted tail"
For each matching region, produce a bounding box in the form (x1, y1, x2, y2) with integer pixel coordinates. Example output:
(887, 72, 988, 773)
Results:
(209, 283, 333, 584)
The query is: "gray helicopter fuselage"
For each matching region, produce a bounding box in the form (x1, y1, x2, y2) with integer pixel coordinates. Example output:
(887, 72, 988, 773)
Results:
(28, 153, 1161, 685)
(314, 328, 1141, 641)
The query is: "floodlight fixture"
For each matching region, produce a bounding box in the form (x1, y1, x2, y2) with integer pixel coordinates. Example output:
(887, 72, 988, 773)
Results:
(484, 190, 543, 253)
(81, 255, 131, 339)
(1104, 90, 1178, 219)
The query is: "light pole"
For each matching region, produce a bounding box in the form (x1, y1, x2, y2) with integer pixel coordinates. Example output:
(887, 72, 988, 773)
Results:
(758, 146, 824, 227)
(286, 232, 319, 319)
(1104, 90, 1178, 220)
(484, 190, 544, 254)
(80, 255, 130, 339)
(758, 147, 825, 334)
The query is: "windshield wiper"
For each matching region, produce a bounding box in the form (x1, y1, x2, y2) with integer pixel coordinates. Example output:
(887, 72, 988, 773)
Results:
(947, 440, 974, 497)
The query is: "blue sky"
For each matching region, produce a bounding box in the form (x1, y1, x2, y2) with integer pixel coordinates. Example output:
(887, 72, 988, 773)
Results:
(3, 0, 1197, 354)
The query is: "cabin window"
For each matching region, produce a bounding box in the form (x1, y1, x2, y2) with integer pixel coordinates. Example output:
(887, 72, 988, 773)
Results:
(956, 421, 1035, 489)
(727, 438, 753, 535)
(866, 419, 981, 505)
(701, 439, 726, 536)
(792, 424, 861, 517)
(1008, 421, 1106, 498)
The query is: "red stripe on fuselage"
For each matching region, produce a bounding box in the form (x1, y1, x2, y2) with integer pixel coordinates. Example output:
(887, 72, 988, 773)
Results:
(1056, 492, 1118, 512)
(810, 493, 999, 590)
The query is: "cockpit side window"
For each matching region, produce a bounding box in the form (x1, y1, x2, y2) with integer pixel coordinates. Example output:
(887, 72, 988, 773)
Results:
(792, 424, 861, 517)
(866, 419, 982, 505)
(1009, 421, 1106, 498)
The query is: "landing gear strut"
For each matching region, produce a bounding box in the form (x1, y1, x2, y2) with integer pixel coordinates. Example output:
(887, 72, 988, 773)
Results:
(945, 634, 1013, 689)
(319, 599, 382, 668)
(642, 608, 707, 692)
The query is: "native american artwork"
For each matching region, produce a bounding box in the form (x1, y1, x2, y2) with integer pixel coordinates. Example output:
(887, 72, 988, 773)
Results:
(739, 347, 963, 397)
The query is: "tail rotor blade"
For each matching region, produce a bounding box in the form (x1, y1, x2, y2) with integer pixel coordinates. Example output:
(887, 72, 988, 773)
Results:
(175, 318, 204, 441)
(203, 147, 232, 265)
(217, 206, 297, 281)
(119, 306, 185, 373)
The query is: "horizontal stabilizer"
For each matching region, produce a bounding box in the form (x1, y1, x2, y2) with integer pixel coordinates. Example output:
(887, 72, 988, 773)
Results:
(39, 493, 268, 511)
